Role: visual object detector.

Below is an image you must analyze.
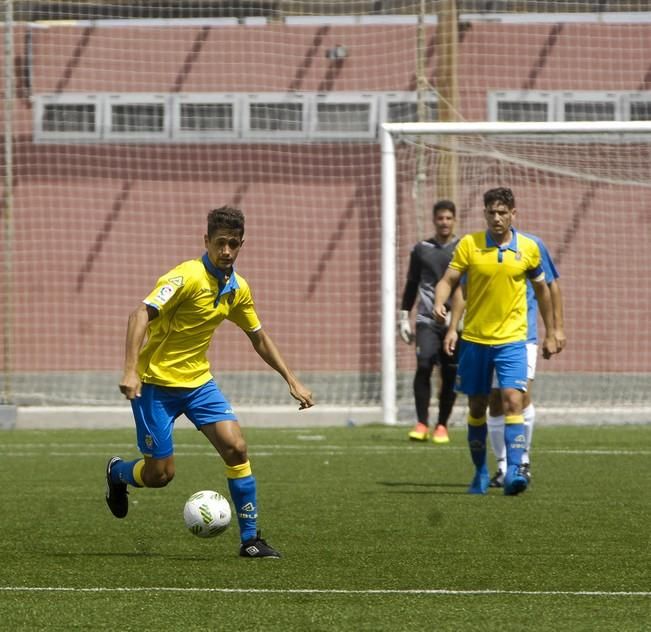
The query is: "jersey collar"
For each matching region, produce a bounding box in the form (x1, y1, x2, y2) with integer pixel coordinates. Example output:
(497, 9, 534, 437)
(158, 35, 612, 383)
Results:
(486, 228, 519, 252)
(202, 252, 240, 296)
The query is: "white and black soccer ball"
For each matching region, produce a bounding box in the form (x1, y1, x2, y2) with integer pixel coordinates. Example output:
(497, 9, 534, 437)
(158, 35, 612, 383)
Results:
(183, 490, 232, 538)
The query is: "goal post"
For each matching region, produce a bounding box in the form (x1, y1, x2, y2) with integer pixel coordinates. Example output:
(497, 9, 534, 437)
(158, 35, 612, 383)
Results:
(381, 120, 651, 426)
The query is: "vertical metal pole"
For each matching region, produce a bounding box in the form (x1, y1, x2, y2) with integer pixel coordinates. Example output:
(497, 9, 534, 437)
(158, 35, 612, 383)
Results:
(413, 0, 427, 240)
(3, 0, 14, 405)
(381, 127, 397, 425)
(435, 0, 459, 202)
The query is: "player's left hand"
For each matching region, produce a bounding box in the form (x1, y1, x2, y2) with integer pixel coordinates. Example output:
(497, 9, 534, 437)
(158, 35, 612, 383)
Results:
(542, 333, 559, 359)
(433, 303, 448, 324)
(119, 370, 142, 400)
(290, 382, 314, 410)
(443, 330, 458, 356)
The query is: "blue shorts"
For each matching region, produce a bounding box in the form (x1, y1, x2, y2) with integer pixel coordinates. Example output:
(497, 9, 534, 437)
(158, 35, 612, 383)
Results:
(131, 380, 237, 458)
(456, 340, 528, 396)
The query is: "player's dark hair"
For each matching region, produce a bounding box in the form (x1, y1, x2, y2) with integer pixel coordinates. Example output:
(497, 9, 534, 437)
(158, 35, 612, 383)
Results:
(483, 187, 515, 210)
(433, 199, 456, 217)
(207, 206, 245, 239)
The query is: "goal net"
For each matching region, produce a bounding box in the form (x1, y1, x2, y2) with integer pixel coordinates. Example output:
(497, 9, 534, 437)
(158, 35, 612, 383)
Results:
(383, 122, 651, 425)
(1, 2, 651, 427)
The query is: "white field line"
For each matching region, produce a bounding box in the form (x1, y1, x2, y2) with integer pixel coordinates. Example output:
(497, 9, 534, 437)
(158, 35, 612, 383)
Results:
(0, 586, 650, 597)
(0, 444, 650, 457)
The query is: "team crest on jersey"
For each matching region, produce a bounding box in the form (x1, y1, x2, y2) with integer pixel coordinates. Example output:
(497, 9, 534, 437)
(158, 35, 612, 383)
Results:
(515, 251, 522, 261)
(154, 284, 175, 304)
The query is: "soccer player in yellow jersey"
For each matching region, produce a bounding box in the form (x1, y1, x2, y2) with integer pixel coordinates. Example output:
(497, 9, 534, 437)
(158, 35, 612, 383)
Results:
(434, 188, 557, 496)
(106, 206, 314, 558)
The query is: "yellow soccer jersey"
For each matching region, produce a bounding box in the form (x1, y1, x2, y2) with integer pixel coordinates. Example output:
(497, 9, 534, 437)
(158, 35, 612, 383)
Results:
(450, 229, 544, 345)
(137, 253, 261, 388)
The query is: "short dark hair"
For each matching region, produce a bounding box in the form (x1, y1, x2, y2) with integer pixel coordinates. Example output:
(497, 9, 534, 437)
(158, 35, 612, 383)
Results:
(483, 187, 515, 210)
(207, 206, 245, 239)
(433, 199, 456, 216)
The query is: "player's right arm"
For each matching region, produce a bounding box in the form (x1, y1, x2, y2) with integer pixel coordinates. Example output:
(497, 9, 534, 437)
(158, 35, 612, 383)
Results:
(443, 284, 465, 356)
(549, 279, 566, 352)
(433, 267, 461, 324)
(119, 304, 158, 400)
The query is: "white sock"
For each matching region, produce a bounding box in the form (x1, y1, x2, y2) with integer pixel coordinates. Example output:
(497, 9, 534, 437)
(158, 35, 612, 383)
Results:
(522, 404, 535, 465)
(487, 414, 506, 471)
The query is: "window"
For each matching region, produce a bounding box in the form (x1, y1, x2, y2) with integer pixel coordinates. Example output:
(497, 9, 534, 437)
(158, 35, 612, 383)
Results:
(382, 92, 438, 124)
(104, 94, 170, 140)
(625, 94, 651, 121)
(33, 94, 100, 142)
(488, 91, 553, 122)
(311, 93, 377, 139)
(559, 92, 619, 122)
(111, 104, 164, 133)
(173, 94, 239, 140)
(181, 103, 233, 131)
(563, 101, 616, 121)
(250, 103, 303, 131)
(496, 101, 549, 122)
(42, 103, 96, 133)
(243, 94, 308, 139)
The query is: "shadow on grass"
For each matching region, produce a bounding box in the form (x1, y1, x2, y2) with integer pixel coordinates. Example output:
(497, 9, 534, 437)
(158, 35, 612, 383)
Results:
(378, 481, 466, 489)
(46, 551, 215, 561)
(377, 480, 468, 496)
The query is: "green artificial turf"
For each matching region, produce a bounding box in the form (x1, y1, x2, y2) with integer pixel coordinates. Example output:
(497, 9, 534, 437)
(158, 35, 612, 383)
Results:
(0, 424, 649, 631)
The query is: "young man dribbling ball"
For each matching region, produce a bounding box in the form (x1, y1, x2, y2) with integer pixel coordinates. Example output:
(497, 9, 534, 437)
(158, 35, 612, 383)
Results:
(106, 206, 314, 557)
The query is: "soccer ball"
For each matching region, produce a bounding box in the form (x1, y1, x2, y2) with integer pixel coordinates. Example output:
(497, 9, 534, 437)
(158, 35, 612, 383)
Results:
(183, 490, 232, 538)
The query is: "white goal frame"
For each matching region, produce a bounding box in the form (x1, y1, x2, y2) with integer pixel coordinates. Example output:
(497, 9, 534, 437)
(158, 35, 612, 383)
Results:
(380, 120, 651, 426)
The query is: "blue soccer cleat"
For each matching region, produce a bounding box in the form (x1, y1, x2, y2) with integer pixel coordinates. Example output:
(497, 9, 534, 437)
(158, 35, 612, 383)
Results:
(468, 467, 490, 495)
(504, 464, 529, 496)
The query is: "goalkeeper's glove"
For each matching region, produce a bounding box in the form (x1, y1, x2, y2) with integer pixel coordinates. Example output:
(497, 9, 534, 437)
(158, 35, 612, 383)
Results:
(399, 310, 413, 344)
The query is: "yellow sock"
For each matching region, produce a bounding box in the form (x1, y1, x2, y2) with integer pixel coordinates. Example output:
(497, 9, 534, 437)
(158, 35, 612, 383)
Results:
(225, 461, 252, 479)
(133, 459, 145, 487)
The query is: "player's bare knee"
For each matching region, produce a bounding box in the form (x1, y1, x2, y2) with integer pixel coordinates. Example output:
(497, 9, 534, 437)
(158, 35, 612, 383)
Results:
(221, 439, 248, 464)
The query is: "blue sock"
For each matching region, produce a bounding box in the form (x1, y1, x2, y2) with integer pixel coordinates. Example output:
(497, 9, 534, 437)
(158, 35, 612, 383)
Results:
(111, 458, 144, 487)
(467, 418, 488, 472)
(227, 475, 258, 542)
(504, 417, 526, 467)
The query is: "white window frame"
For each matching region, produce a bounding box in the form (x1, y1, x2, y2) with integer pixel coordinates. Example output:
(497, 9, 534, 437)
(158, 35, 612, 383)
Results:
(172, 93, 240, 141)
(103, 93, 170, 142)
(558, 91, 621, 122)
(242, 93, 309, 140)
(487, 91, 555, 122)
(309, 92, 378, 140)
(33, 93, 101, 142)
(380, 91, 439, 125)
(622, 92, 651, 121)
